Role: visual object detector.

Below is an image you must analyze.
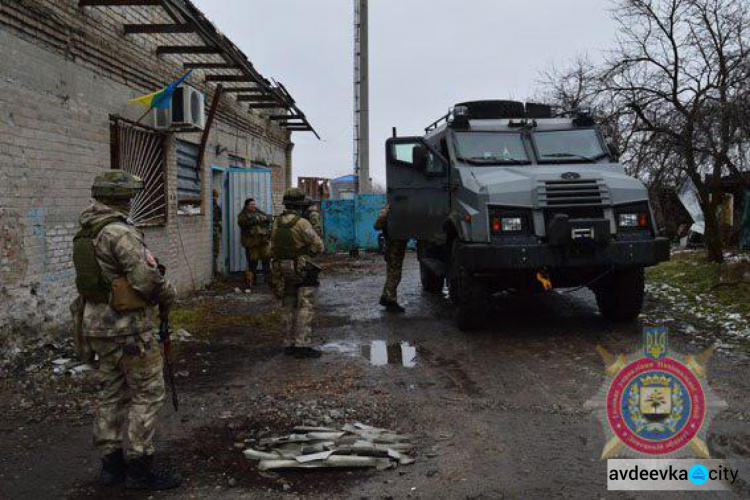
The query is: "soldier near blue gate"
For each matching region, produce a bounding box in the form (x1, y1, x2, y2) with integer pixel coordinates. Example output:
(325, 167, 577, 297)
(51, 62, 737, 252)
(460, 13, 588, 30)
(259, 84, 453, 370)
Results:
(374, 204, 407, 313)
(237, 198, 272, 286)
(71, 171, 181, 490)
(304, 201, 323, 238)
(271, 188, 325, 358)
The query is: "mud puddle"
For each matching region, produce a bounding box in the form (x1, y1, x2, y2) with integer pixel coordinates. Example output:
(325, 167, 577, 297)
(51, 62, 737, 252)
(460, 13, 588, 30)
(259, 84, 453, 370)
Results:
(321, 340, 417, 368)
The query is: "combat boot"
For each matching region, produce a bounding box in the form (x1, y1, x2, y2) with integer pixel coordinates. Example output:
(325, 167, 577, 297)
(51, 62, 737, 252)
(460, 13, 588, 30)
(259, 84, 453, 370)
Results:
(385, 300, 406, 314)
(293, 346, 322, 359)
(99, 449, 127, 486)
(125, 455, 182, 490)
(244, 270, 254, 286)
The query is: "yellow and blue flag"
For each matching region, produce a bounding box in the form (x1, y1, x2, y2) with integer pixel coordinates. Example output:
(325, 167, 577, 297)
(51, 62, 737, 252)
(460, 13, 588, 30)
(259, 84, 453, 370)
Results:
(128, 70, 193, 109)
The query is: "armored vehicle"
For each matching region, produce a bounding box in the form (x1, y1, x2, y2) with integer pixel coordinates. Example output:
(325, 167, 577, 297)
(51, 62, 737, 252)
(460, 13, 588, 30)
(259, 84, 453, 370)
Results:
(385, 100, 669, 330)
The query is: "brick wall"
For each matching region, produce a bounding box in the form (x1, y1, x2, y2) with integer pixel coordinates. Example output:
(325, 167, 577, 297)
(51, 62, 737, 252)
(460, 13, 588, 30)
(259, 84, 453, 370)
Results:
(0, 1, 296, 346)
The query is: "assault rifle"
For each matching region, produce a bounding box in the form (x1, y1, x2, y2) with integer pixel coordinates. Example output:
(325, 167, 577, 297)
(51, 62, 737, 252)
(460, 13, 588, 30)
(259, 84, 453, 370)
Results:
(158, 264, 179, 411)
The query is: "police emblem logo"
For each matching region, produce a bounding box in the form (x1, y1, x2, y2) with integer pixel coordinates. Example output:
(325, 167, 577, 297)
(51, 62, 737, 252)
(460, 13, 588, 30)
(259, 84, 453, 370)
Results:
(586, 327, 727, 459)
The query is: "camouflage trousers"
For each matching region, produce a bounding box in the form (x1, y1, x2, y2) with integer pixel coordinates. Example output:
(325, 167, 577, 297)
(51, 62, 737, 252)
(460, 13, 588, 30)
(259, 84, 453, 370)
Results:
(381, 239, 407, 302)
(213, 229, 221, 259)
(88, 333, 165, 459)
(245, 244, 271, 277)
(273, 260, 316, 347)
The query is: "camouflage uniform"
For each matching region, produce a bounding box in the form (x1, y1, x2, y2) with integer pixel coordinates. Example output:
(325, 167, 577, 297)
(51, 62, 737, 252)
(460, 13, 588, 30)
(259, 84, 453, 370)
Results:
(270, 210, 324, 348)
(237, 208, 271, 280)
(305, 204, 323, 238)
(375, 204, 407, 303)
(78, 201, 175, 460)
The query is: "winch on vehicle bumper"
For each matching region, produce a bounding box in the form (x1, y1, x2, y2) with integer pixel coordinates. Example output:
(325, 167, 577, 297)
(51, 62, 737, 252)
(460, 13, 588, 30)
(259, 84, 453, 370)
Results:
(455, 237, 670, 271)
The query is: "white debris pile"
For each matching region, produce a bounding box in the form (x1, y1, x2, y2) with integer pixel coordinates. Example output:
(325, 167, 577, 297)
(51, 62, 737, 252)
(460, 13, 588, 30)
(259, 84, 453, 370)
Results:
(172, 328, 194, 343)
(243, 423, 415, 471)
(51, 358, 95, 376)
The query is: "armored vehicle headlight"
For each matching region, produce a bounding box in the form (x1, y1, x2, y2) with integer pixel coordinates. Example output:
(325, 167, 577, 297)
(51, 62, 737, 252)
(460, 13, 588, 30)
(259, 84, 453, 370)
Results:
(501, 217, 523, 232)
(489, 208, 531, 235)
(618, 213, 639, 227)
(615, 203, 651, 231)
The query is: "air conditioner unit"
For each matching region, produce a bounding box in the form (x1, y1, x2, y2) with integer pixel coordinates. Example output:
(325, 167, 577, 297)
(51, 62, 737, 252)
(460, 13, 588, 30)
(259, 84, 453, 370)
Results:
(152, 86, 205, 131)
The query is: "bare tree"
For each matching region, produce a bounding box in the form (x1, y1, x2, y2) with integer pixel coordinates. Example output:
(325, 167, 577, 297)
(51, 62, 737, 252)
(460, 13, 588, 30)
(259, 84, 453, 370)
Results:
(599, 0, 749, 262)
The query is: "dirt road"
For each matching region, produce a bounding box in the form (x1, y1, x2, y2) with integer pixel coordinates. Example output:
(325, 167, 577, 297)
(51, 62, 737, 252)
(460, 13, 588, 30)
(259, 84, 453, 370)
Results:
(1, 253, 748, 498)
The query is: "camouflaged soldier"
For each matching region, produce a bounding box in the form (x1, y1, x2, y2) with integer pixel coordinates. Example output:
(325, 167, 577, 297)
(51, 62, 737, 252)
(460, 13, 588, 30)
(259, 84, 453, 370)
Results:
(374, 204, 407, 313)
(72, 171, 180, 490)
(304, 202, 323, 238)
(270, 188, 325, 358)
(237, 198, 272, 285)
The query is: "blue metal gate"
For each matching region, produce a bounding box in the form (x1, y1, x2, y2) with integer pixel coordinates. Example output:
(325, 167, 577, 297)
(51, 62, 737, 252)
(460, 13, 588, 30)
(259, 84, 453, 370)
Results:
(321, 194, 385, 252)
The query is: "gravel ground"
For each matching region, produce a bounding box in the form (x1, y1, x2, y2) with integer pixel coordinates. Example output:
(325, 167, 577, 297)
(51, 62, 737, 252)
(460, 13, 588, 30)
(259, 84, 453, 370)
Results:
(0, 253, 747, 499)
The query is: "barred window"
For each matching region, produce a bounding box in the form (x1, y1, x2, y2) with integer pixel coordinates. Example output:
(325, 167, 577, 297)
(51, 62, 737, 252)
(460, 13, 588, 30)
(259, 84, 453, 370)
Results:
(110, 116, 167, 226)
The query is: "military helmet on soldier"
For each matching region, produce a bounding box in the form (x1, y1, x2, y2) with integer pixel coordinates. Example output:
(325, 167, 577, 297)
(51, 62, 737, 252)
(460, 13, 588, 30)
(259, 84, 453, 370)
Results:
(282, 188, 307, 207)
(91, 171, 144, 200)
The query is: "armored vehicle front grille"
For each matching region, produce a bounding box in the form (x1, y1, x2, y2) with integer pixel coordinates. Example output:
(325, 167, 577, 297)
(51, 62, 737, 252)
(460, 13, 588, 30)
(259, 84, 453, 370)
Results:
(543, 207, 604, 221)
(537, 179, 610, 207)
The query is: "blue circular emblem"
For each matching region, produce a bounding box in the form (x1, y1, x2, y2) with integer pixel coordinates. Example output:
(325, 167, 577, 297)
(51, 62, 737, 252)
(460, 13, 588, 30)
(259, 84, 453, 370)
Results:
(620, 370, 691, 442)
(689, 464, 709, 485)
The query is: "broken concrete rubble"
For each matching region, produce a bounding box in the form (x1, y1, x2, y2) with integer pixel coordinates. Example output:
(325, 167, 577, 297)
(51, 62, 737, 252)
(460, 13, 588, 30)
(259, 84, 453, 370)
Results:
(51, 358, 94, 376)
(243, 423, 415, 471)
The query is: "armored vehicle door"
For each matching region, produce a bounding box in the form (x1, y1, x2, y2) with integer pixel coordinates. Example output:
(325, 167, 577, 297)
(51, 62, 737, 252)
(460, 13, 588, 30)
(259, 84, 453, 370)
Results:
(385, 137, 450, 240)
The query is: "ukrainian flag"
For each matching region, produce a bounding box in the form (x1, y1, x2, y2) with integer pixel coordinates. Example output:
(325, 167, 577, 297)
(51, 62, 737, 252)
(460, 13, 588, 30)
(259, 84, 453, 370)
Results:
(129, 70, 193, 109)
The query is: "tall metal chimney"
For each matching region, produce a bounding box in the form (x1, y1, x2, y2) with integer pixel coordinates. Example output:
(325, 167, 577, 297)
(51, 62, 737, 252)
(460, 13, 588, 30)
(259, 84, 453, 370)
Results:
(354, 0, 371, 193)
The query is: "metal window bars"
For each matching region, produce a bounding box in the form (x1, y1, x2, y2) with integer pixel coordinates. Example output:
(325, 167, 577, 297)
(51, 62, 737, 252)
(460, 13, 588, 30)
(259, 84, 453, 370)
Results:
(110, 116, 168, 226)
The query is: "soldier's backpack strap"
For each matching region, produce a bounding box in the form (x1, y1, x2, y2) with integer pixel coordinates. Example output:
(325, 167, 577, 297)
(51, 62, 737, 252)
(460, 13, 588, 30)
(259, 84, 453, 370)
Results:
(72, 216, 122, 304)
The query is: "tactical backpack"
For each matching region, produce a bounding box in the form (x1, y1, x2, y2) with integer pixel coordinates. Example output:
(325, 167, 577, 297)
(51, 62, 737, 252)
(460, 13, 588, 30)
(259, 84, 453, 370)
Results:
(272, 215, 302, 260)
(72, 217, 121, 303)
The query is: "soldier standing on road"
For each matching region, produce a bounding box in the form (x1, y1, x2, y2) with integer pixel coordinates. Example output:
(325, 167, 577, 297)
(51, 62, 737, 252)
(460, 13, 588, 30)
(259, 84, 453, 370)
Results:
(72, 171, 180, 490)
(375, 204, 407, 313)
(212, 189, 222, 273)
(270, 188, 325, 358)
(237, 198, 272, 286)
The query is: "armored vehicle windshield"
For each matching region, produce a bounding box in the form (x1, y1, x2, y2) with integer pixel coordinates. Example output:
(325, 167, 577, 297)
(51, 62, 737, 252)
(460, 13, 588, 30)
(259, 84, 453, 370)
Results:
(454, 132, 530, 165)
(532, 129, 607, 163)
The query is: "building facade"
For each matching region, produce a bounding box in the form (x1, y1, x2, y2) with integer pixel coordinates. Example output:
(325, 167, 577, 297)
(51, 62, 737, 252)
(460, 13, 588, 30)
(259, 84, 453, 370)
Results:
(0, 0, 314, 345)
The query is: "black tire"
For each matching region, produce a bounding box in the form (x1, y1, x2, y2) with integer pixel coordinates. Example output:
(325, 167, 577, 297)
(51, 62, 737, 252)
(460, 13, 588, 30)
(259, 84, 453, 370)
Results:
(448, 242, 485, 331)
(420, 261, 444, 294)
(593, 268, 645, 322)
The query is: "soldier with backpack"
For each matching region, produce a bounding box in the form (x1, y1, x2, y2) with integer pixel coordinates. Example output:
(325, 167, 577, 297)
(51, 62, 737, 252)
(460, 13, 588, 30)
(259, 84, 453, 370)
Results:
(237, 198, 272, 286)
(71, 171, 180, 490)
(270, 188, 325, 358)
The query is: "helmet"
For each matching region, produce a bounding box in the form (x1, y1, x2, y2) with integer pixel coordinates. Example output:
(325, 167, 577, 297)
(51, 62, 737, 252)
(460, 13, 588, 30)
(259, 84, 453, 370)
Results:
(282, 188, 307, 207)
(91, 171, 143, 199)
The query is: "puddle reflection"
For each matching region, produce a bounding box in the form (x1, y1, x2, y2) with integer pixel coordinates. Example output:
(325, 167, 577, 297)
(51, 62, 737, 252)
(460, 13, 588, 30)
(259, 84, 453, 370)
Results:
(321, 340, 417, 368)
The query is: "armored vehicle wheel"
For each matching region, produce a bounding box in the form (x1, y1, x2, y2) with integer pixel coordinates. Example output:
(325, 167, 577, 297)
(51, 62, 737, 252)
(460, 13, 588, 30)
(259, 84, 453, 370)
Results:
(420, 261, 444, 294)
(448, 254, 485, 331)
(593, 268, 645, 322)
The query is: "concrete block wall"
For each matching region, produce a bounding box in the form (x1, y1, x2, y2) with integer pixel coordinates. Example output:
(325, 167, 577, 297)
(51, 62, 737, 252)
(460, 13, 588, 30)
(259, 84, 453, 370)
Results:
(0, 1, 296, 346)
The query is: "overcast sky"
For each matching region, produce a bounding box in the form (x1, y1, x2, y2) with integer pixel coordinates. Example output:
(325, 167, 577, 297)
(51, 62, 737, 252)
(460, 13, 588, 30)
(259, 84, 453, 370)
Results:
(193, 0, 618, 187)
